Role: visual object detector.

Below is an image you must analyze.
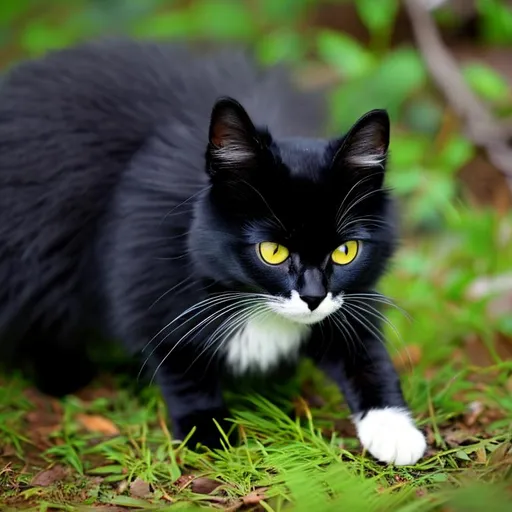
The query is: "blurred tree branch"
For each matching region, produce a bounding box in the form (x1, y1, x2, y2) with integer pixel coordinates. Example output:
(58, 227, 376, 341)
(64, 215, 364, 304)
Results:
(404, 0, 512, 190)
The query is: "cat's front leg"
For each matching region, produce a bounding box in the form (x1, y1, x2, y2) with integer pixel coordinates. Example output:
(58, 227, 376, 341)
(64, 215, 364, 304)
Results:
(314, 324, 426, 465)
(149, 352, 233, 449)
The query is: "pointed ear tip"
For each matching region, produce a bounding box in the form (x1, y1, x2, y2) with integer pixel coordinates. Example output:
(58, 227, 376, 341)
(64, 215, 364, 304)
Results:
(352, 109, 390, 132)
(212, 96, 243, 112)
(369, 109, 390, 124)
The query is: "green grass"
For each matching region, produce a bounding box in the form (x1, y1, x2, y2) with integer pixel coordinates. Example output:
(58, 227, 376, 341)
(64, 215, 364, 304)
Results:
(1, 210, 512, 511)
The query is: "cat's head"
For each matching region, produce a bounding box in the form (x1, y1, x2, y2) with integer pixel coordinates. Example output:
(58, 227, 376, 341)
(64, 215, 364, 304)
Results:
(189, 97, 396, 325)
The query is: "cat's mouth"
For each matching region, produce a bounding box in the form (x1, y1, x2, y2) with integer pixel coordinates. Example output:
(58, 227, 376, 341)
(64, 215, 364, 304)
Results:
(267, 290, 343, 325)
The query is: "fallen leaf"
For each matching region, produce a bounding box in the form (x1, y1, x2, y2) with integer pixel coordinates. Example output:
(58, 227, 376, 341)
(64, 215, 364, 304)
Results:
(242, 487, 268, 505)
(191, 477, 222, 495)
(488, 443, 512, 465)
(442, 423, 478, 447)
(76, 414, 119, 435)
(475, 447, 487, 464)
(31, 465, 68, 487)
(175, 474, 195, 489)
(130, 477, 151, 498)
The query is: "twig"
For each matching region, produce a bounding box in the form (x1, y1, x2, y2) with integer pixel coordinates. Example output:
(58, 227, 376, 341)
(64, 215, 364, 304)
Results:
(404, 0, 512, 190)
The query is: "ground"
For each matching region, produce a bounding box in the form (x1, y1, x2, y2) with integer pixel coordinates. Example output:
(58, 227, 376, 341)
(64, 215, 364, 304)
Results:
(1, 221, 512, 511)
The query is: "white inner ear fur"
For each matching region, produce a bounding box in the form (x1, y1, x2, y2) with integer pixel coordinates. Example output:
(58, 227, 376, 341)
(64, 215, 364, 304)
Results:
(344, 121, 387, 169)
(346, 153, 386, 168)
(213, 144, 255, 165)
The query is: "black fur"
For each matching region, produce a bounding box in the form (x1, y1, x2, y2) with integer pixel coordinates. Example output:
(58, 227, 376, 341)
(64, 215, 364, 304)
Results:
(0, 38, 408, 447)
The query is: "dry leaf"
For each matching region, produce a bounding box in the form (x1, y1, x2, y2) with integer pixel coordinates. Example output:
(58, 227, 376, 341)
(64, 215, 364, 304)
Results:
(175, 474, 195, 489)
(76, 414, 119, 435)
(130, 477, 151, 498)
(442, 424, 478, 447)
(191, 477, 222, 495)
(242, 488, 268, 505)
(475, 447, 487, 464)
(488, 443, 512, 466)
(31, 465, 68, 487)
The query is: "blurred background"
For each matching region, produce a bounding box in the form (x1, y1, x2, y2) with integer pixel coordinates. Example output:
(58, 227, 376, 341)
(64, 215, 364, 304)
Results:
(2, 0, 511, 381)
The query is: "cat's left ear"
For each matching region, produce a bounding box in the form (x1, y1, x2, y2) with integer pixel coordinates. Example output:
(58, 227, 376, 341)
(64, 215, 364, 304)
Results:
(207, 97, 263, 175)
(332, 109, 390, 170)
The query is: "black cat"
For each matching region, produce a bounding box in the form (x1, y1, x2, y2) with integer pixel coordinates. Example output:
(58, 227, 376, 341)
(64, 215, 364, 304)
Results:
(0, 38, 426, 465)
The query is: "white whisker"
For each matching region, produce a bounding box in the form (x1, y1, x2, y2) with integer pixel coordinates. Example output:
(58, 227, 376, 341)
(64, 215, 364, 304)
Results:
(344, 300, 403, 344)
(186, 303, 269, 375)
(342, 305, 386, 345)
(335, 175, 375, 227)
(337, 185, 385, 234)
(160, 186, 209, 225)
(148, 298, 262, 383)
(139, 293, 261, 376)
(148, 275, 196, 311)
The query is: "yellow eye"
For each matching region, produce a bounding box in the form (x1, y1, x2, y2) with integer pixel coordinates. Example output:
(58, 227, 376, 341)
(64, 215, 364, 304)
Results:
(331, 240, 359, 265)
(258, 242, 290, 265)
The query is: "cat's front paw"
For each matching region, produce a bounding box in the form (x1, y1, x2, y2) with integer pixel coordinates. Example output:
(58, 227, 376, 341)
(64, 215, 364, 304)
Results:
(354, 407, 426, 466)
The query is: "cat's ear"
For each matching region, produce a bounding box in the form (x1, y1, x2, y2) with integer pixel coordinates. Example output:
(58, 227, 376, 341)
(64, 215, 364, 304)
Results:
(332, 109, 390, 170)
(207, 97, 262, 174)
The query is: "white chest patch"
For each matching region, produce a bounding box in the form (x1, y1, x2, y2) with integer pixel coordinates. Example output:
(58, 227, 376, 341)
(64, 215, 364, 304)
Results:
(224, 313, 311, 375)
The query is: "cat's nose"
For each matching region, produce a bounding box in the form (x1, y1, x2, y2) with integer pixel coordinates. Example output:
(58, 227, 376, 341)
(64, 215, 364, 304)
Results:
(300, 295, 324, 311)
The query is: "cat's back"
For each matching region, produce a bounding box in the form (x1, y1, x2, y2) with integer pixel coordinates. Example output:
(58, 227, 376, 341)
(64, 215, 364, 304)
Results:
(0, 40, 255, 329)
(0, 38, 324, 335)
(0, 38, 322, 216)
(0, 38, 263, 192)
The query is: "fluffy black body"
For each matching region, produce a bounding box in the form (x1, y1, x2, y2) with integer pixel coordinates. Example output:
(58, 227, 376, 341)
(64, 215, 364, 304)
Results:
(0, 39, 410, 449)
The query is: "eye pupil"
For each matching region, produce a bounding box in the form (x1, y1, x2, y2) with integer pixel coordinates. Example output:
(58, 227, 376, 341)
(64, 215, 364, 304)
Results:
(331, 240, 359, 265)
(259, 242, 289, 265)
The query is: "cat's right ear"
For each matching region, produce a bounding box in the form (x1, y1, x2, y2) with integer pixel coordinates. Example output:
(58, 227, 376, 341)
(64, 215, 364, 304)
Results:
(332, 109, 390, 171)
(206, 97, 262, 175)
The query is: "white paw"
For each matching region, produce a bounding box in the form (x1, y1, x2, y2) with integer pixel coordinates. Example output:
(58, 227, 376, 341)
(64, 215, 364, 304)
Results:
(354, 407, 427, 466)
